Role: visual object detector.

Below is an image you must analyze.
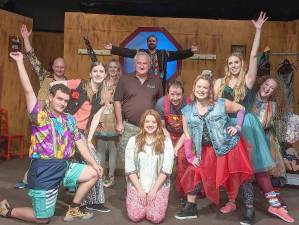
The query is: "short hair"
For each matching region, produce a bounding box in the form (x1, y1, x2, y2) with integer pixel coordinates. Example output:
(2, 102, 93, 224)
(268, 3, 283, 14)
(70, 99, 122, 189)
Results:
(49, 83, 71, 97)
(167, 79, 184, 94)
(146, 35, 158, 42)
(134, 51, 151, 64)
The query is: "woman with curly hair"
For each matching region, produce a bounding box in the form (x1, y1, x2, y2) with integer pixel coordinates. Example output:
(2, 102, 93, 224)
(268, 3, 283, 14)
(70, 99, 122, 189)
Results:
(252, 76, 287, 180)
(125, 109, 174, 223)
(214, 12, 294, 224)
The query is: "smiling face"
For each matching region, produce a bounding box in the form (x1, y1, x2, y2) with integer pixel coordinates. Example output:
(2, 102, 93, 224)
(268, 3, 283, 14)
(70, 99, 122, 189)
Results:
(135, 53, 150, 77)
(52, 58, 65, 78)
(168, 86, 183, 107)
(227, 55, 241, 76)
(147, 36, 157, 50)
(90, 64, 107, 85)
(143, 114, 158, 135)
(259, 78, 277, 99)
(49, 90, 70, 114)
(193, 78, 211, 101)
(107, 61, 119, 78)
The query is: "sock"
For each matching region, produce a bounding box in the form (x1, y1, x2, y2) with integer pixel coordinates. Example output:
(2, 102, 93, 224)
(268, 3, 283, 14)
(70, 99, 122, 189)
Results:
(265, 191, 281, 208)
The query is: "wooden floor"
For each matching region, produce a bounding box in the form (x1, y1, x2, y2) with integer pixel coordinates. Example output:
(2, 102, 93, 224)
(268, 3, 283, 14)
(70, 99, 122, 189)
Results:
(0, 158, 298, 225)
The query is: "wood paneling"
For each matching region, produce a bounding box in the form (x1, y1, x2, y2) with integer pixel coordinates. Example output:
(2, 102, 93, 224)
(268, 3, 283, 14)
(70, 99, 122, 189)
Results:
(33, 31, 64, 72)
(0, 9, 35, 154)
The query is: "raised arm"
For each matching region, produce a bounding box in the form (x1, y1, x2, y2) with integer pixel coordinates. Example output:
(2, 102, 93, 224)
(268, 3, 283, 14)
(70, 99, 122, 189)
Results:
(20, 24, 51, 83)
(246, 12, 268, 89)
(9, 52, 37, 113)
(83, 36, 98, 63)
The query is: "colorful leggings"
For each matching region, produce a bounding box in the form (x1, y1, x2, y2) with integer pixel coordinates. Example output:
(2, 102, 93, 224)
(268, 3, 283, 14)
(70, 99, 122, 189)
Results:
(126, 185, 170, 224)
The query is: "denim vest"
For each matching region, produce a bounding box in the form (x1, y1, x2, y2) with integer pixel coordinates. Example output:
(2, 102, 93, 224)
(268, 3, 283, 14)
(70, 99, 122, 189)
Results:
(182, 98, 240, 160)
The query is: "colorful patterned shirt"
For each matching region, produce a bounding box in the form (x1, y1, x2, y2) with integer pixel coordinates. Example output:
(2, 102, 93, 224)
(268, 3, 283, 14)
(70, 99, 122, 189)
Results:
(29, 102, 81, 160)
(149, 52, 163, 79)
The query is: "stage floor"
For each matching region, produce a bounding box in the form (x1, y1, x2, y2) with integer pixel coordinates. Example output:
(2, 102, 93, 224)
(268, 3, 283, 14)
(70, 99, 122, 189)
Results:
(0, 158, 298, 225)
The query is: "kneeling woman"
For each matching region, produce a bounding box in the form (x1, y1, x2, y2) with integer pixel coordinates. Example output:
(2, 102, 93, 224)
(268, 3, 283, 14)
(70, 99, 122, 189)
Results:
(175, 74, 253, 219)
(125, 109, 174, 223)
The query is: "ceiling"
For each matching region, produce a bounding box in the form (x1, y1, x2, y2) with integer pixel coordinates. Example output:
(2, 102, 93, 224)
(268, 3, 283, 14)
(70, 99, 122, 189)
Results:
(1, 0, 299, 32)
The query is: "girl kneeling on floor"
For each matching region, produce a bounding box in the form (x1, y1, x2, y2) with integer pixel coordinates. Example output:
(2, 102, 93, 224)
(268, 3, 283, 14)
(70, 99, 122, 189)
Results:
(125, 109, 174, 223)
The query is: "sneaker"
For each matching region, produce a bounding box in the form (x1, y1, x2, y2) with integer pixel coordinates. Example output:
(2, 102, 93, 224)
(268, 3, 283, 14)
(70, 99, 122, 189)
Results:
(15, 181, 27, 189)
(179, 198, 187, 208)
(86, 204, 111, 213)
(175, 202, 198, 220)
(0, 200, 10, 217)
(267, 206, 295, 223)
(240, 207, 255, 225)
(220, 201, 237, 214)
(63, 206, 93, 222)
(103, 177, 115, 188)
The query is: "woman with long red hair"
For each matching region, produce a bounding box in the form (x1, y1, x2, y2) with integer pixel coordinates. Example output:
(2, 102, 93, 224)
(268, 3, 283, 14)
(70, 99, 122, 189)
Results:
(125, 109, 174, 223)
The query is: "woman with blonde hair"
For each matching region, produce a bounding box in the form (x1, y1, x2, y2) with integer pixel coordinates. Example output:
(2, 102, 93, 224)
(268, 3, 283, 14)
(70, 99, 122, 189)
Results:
(125, 109, 174, 223)
(214, 12, 294, 224)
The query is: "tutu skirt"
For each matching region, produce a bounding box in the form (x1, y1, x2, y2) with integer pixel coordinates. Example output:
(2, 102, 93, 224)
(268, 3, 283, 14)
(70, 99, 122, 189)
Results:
(180, 138, 253, 205)
(229, 113, 274, 172)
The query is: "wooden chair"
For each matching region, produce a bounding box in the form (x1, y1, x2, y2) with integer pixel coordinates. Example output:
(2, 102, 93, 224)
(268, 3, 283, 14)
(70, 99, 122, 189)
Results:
(0, 107, 24, 160)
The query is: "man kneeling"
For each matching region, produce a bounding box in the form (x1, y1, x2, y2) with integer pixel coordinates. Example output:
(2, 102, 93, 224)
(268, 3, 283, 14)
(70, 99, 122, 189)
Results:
(0, 52, 102, 223)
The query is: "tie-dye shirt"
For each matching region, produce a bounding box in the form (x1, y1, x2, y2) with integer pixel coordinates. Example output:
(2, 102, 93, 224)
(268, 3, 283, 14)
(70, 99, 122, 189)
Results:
(29, 102, 81, 160)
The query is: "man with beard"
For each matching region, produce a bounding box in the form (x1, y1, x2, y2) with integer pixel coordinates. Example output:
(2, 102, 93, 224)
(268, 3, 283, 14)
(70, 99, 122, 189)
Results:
(155, 79, 191, 206)
(105, 35, 197, 92)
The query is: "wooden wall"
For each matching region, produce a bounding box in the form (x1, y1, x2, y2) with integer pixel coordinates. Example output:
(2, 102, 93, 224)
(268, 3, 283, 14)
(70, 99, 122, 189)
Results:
(0, 10, 64, 155)
(64, 13, 299, 113)
(33, 32, 64, 71)
(0, 10, 35, 154)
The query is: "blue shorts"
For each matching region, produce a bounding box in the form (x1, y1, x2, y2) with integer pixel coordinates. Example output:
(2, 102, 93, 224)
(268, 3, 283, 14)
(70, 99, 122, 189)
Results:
(28, 162, 85, 219)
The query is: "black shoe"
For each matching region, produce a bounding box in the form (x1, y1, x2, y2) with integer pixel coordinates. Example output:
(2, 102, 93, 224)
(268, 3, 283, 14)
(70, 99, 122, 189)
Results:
(175, 202, 198, 220)
(180, 198, 187, 208)
(86, 204, 111, 213)
(240, 207, 255, 225)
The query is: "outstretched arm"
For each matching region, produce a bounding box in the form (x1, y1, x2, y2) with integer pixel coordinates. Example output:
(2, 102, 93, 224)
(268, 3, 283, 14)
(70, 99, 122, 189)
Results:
(167, 45, 197, 61)
(104, 43, 137, 58)
(246, 11, 268, 89)
(9, 52, 37, 113)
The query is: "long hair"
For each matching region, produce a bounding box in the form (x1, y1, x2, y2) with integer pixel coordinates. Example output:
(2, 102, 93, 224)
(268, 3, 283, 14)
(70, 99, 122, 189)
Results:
(190, 73, 214, 104)
(105, 59, 122, 81)
(84, 61, 105, 101)
(217, 53, 248, 103)
(136, 109, 165, 154)
(254, 75, 287, 120)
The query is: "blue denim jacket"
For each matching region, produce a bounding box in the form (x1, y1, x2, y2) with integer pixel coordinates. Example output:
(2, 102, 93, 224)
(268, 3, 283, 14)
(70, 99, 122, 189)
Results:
(182, 98, 240, 160)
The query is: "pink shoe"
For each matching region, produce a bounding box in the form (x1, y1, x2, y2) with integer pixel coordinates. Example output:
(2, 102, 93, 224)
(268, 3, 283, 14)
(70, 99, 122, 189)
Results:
(220, 201, 236, 214)
(268, 206, 295, 223)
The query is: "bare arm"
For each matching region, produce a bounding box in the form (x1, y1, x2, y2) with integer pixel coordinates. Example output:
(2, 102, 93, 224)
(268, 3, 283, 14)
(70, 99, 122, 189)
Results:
(88, 106, 106, 142)
(20, 24, 33, 52)
(9, 52, 36, 113)
(224, 99, 244, 114)
(246, 12, 268, 89)
(173, 133, 185, 156)
(114, 101, 124, 133)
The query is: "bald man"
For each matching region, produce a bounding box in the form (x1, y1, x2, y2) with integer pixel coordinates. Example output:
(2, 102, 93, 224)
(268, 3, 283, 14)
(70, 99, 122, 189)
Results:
(20, 24, 67, 107)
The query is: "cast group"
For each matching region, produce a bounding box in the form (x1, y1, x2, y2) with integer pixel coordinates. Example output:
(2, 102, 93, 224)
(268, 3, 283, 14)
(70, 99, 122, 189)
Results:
(0, 12, 297, 225)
